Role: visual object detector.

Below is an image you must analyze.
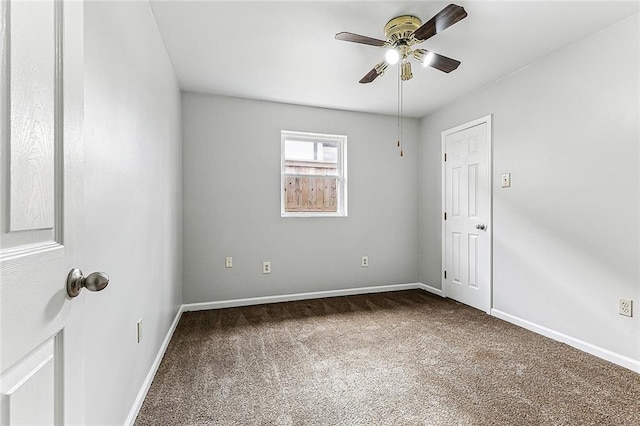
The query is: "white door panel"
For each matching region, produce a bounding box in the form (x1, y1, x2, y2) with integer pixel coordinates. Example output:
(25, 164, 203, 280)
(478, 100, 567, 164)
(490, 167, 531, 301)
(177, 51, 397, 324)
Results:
(8, 0, 56, 232)
(442, 117, 492, 313)
(1, 338, 57, 425)
(1, 1, 85, 424)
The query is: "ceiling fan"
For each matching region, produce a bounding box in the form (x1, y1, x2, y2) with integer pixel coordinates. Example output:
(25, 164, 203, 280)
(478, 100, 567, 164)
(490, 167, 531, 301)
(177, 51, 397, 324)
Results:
(335, 4, 467, 83)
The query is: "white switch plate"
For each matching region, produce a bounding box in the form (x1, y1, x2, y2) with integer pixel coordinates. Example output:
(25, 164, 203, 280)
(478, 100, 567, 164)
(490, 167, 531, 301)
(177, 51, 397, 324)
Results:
(225, 256, 233, 268)
(361, 256, 369, 267)
(262, 261, 271, 274)
(137, 318, 143, 343)
(619, 299, 632, 317)
(501, 173, 511, 188)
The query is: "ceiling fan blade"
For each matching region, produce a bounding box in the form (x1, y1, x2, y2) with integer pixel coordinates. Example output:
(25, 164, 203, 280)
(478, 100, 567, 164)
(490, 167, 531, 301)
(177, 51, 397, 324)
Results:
(359, 61, 389, 84)
(413, 4, 467, 42)
(335, 32, 387, 47)
(416, 49, 461, 73)
(359, 68, 380, 84)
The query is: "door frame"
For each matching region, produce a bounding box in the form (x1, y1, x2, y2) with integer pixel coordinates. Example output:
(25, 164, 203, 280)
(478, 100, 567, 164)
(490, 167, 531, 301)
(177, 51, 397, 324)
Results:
(440, 114, 493, 313)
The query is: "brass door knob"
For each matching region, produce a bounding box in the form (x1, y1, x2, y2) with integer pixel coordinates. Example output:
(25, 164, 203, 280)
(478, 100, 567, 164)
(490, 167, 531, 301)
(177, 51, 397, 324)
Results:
(66, 269, 109, 298)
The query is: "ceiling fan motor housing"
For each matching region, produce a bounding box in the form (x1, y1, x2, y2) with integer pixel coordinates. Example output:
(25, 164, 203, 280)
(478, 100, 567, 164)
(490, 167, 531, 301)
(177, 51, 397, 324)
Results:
(384, 15, 422, 45)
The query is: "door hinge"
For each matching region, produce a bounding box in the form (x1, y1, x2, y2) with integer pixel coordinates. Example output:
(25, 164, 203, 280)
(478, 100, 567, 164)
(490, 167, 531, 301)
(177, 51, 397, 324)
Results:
(444, 153, 447, 162)
(444, 270, 447, 279)
(444, 212, 447, 220)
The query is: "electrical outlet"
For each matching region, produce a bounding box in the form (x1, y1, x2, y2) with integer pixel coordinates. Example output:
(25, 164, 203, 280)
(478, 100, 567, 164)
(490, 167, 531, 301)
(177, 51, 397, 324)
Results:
(501, 173, 511, 188)
(225, 256, 233, 268)
(137, 318, 143, 343)
(361, 256, 369, 267)
(619, 299, 632, 317)
(262, 261, 271, 274)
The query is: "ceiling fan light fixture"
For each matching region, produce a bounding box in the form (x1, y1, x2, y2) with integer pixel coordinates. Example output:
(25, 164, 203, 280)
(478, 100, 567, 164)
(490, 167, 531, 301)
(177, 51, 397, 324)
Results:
(385, 48, 400, 65)
(423, 51, 435, 67)
(412, 49, 434, 68)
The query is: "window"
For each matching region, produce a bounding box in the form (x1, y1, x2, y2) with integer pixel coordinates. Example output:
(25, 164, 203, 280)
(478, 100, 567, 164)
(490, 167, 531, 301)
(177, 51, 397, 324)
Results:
(281, 130, 347, 217)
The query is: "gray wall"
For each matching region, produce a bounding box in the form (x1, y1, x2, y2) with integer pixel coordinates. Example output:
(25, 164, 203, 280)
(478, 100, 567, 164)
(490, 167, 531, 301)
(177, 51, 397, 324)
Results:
(182, 94, 419, 303)
(84, 2, 182, 424)
(418, 15, 639, 361)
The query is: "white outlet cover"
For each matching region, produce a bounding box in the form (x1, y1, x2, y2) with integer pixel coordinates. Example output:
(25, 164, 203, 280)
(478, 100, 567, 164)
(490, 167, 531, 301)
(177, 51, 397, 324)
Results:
(619, 299, 632, 317)
(262, 261, 271, 274)
(501, 173, 511, 188)
(137, 319, 143, 343)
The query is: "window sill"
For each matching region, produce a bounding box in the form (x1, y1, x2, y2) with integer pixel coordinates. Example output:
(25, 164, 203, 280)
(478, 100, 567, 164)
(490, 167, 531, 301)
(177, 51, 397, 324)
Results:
(281, 212, 347, 218)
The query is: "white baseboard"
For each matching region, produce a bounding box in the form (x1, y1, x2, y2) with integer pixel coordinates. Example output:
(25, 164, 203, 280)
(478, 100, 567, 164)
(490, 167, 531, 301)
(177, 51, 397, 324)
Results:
(183, 283, 425, 312)
(416, 283, 445, 297)
(491, 309, 640, 374)
(124, 305, 184, 426)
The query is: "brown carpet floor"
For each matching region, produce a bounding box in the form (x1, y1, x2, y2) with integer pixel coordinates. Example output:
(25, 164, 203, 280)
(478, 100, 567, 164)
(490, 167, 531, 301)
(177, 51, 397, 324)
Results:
(135, 290, 640, 425)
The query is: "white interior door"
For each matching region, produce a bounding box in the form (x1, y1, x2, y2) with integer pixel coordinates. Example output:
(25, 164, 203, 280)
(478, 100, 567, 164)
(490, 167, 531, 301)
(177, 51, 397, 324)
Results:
(442, 116, 492, 313)
(1, 1, 85, 424)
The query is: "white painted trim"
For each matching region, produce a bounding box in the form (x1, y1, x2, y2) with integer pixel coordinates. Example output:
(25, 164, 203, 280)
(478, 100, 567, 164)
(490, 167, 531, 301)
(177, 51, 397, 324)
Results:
(440, 126, 446, 299)
(183, 283, 424, 312)
(280, 130, 348, 218)
(442, 115, 493, 137)
(124, 306, 184, 426)
(491, 309, 640, 374)
(441, 115, 493, 313)
(416, 283, 445, 297)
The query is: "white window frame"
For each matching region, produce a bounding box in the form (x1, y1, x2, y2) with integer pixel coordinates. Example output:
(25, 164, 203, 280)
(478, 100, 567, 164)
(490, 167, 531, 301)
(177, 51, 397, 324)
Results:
(281, 130, 348, 218)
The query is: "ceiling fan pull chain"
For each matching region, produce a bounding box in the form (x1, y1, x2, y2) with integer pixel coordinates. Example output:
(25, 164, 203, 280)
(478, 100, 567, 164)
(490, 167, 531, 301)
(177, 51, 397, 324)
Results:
(397, 64, 401, 149)
(400, 77, 404, 157)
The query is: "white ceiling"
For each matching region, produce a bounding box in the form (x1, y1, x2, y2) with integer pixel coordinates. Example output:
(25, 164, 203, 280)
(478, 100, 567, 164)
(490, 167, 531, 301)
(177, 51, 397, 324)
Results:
(149, 1, 639, 118)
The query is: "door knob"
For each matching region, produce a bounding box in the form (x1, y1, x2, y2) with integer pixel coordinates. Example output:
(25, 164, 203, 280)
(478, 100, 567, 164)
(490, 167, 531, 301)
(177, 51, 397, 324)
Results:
(66, 268, 109, 298)
(476, 223, 487, 230)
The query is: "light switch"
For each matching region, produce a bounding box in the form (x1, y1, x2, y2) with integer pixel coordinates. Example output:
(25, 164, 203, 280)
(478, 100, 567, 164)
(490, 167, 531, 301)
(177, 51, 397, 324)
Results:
(501, 173, 511, 188)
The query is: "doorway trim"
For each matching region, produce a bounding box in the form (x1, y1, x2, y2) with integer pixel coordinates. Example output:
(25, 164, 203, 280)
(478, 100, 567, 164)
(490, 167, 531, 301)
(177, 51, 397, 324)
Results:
(440, 114, 493, 313)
